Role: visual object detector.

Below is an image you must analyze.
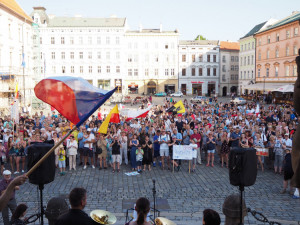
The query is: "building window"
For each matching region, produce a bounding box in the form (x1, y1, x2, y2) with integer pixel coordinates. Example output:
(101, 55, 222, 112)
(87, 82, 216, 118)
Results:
(61, 52, 65, 59)
(128, 69, 132, 76)
(145, 68, 149, 76)
(285, 66, 289, 76)
(182, 68, 186, 76)
(244, 57, 246, 65)
(51, 52, 55, 59)
(88, 37, 92, 45)
(107, 66, 110, 73)
(106, 52, 110, 60)
(222, 74, 226, 81)
(199, 68, 203, 76)
(128, 55, 132, 62)
(213, 68, 216, 76)
(88, 52, 92, 59)
(251, 55, 254, 65)
(258, 52, 261, 60)
(213, 55, 217, 62)
(192, 54, 195, 62)
(207, 55, 211, 62)
(231, 56, 234, 62)
(199, 54, 203, 62)
(294, 65, 297, 76)
(248, 43, 250, 50)
(276, 33, 280, 42)
(235, 65, 239, 71)
(235, 56, 238, 62)
(222, 65, 226, 72)
(248, 56, 250, 65)
(275, 49, 279, 58)
(97, 52, 101, 59)
(231, 65, 234, 71)
(89, 66, 92, 73)
(267, 35, 270, 43)
(79, 37, 83, 44)
(258, 68, 260, 77)
(116, 66, 120, 73)
(241, 45, 243, 51)
(182, 55, 186, 62)
(295, 27, 299, 36)
(116, 52, 120, 59)
(207, 68, 210, 76)
(79, 52, 83, 59)
(171, 69, 175, 76)
(251, 70, 254, 78)
(266, 50, 270, 59)
(134, 69, 138, 76)
(235, 74, 238, 80)
(165, 44, 168, 49)
(286, 46, 289, 56)
(165, 69, 169, 76)
(244, 71, 246, 79)
(62, 66, 65, 73)
(155, 69, 158, 76)
(98, 66, 101, 73)
(275, 67, 278, 77)
(106, 37, 110, 45)
(61, 37, 65, 44)
(155, 55, 159, 62)
(294, 46, 298, 55)
(71, 66, 74, 73)
(70, 37, 74, 45)
(266, 68, 269, 77)
(51, 37, 55, 44)
(116, 37, 120, 45)
(191, 68, 195, 76)
(97, 37, 101, 44)
(69, 52, 74, 59)
(231, 75, 234, 80)
(286, 30, 290, 39)
(80, 66, 83, 73)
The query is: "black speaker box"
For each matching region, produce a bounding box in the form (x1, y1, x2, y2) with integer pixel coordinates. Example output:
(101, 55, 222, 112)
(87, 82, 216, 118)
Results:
(229, 148, 257, 187)
(27, 142, 56, 185)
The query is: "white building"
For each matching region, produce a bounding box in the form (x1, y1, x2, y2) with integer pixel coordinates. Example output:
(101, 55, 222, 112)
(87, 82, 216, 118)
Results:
(31, 7, 180, 95)
(31, 7, 127, 94)
(125, 27, 179, 95)
(178, 40, 220, 96)
(0, 0, 34, 110)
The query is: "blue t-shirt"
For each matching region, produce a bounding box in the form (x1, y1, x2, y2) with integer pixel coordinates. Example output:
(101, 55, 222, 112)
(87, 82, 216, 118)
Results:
(153, 135, 160, 151)
(230, 132, 240, 147)
(77, 132, 84, 148)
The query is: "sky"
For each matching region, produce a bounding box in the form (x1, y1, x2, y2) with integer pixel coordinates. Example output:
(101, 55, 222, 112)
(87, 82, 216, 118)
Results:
(21, 0, 299, 41)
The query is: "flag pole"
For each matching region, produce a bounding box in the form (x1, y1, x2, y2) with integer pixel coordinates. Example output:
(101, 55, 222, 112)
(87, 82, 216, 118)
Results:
(26, 126, 77, 176)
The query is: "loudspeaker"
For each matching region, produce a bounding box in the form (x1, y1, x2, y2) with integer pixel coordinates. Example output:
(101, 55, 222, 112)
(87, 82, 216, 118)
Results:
(27, 142, 56, 185)
(229, 148, 257, 187)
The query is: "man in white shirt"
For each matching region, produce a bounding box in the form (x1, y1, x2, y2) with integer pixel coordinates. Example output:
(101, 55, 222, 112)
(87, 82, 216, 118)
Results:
(83, 128, 95, 169)
(283, 133, 292, 151)
(158, 130, 170, 170)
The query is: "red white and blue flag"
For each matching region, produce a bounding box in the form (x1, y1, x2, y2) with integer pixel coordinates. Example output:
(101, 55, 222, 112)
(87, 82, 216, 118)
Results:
(34, 76, 116, 127)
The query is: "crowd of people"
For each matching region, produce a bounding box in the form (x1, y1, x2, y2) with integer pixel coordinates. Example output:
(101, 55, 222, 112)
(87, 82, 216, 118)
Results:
(0, 96, 300, 224)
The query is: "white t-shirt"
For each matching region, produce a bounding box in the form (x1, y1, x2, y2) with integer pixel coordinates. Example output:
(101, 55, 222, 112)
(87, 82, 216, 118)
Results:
(84, 133, 95, 149)
(158, 134, 170, 149)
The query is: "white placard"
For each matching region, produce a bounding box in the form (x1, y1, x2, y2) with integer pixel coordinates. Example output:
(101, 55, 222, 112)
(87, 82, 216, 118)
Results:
(173, 145, 197, 160)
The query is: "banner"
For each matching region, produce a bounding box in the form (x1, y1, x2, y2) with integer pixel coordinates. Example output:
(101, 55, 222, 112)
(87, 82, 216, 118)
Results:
(173, 145, 197, 160)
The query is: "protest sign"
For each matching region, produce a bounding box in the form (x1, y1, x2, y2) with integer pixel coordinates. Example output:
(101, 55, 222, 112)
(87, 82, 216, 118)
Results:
(173, 145, 197, 160)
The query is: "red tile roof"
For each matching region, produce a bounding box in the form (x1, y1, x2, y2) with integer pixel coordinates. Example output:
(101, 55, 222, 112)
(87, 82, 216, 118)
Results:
(0, 0, 33, 23)
(220, 41, 240, 50)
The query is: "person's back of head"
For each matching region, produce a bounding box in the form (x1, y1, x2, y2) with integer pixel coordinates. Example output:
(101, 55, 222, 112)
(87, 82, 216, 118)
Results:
(136, 197, 150, 225)
(69, 188, 86, 209)
(11, 203, 28, 222)
(202, 209, 221, 225)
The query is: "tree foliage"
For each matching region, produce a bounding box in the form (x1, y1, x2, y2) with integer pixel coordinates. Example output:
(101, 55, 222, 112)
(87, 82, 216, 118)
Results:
(195, 35, 207, 40)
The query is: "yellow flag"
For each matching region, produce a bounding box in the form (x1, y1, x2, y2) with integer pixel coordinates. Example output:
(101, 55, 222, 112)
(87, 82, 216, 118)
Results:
(98, 105, 119, 134)
(174, 100, 186, 114)
(15, 83, 19, 99)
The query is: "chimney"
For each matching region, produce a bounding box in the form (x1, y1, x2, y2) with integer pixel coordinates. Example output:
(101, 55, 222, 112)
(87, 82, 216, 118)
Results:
(160, 23, 162, 32)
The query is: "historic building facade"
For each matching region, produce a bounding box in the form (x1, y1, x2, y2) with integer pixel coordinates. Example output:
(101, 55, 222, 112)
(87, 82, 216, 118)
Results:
(0, 0, 33, 109)
(219, 41, 240, 96)
(253, 11, 300, 93)
(178, 40, 220, 96)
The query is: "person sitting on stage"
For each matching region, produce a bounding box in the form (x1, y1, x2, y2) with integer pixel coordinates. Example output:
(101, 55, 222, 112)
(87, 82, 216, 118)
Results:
(202, 209, 221, 225)
(56, 187, 97, 225)
(126, 197, 151, 225)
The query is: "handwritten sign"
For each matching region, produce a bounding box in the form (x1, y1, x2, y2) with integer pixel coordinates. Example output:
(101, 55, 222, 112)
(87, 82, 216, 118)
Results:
(173, 145, 197, 160)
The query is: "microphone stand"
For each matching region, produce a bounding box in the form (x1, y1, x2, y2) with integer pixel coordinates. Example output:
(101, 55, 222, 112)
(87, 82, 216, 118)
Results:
(152, 179, 156, 220)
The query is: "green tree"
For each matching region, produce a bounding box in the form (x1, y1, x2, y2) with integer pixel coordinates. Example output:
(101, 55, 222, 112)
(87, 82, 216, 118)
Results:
(195, 35, 207, 40)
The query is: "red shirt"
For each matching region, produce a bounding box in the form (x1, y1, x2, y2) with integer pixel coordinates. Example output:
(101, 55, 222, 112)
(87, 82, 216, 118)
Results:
(190, 133, 201, 148)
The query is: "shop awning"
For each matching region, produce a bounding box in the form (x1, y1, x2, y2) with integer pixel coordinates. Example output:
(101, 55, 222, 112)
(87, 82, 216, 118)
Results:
(246, 83, 292, 92)
(272, 84, 294, 93)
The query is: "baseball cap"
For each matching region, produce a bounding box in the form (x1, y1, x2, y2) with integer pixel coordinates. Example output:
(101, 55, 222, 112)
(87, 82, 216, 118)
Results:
(3, 170, 11, 175)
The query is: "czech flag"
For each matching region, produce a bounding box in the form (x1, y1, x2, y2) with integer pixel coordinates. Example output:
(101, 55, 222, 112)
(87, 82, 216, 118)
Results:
(98, 105, 120, 134)
(34, 76, 116, 127)
(123, 106, 152, 122)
